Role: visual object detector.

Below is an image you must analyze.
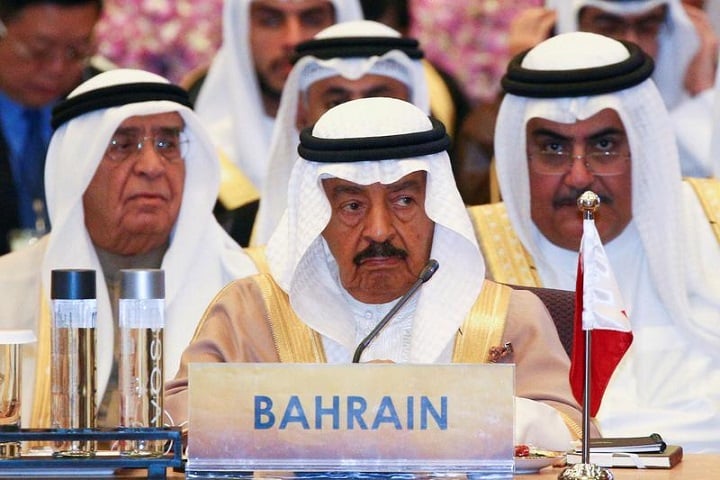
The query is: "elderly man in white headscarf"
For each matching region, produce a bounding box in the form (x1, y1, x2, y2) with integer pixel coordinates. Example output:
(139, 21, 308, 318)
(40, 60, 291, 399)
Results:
(512, 0, 719, 176)
(473, 31, 720, 452)
(252, 19, 429, 245)
(166, 97, 587, 449)
(0, 69, 258, 428)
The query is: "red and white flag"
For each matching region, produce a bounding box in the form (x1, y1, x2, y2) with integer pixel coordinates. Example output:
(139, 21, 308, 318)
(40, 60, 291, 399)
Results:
(570, 218, 633, 417)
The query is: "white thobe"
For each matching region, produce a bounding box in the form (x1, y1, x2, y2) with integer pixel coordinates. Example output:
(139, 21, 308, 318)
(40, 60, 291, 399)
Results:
(533, 190, 720, 452)
(321, 283, 574, 452)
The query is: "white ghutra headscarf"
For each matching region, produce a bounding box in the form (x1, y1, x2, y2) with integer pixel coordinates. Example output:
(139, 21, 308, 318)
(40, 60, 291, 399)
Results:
(495, 32, 720, 354)
(547, 0, 700, 110)
(266, 97, 484, 363)
(253, 19, 430, 245)
(44, 69, 258, 403)
(194, 0, 363, 190)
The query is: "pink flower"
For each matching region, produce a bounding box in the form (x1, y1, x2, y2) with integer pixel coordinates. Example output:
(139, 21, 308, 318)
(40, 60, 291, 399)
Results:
(94, 0, 224, 83)
(409, 0, 544, 103)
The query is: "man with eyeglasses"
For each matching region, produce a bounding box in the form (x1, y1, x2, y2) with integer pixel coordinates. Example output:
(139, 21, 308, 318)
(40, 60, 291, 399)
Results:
(471, 32, 720, 452)
(0, 68, 257, 429)
(506, 0, 718, 178)
(0, 0, 105, 255)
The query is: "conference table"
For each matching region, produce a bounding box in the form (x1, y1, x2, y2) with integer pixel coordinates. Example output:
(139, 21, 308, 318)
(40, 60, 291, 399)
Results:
(22, 453, 709, 479)
(529, 454, 718, 479)
(3, 454, 715, 479)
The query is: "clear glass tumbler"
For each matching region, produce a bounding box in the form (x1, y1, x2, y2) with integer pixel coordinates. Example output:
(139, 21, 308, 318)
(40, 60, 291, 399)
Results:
(0, 329, 36, 458)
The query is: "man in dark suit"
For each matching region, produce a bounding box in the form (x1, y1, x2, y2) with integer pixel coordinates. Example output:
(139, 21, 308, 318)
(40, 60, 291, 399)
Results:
(0, 0, 103, 254)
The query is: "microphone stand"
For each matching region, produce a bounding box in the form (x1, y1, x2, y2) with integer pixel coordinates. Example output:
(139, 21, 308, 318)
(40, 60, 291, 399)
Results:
(351, 259, 439, 363)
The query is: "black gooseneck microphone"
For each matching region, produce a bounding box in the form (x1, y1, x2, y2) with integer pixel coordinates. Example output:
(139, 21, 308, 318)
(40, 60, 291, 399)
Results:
(351, 259, 439, 363)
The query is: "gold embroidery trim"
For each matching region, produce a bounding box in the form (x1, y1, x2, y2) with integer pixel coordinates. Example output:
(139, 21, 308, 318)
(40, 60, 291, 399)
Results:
(453, 280, 511, 363)
(686, 177, 720, 244)
(423, 60, 456, 138)
(30, 292, 51, 428)
(244, 245, 269, 274)
(253, 274, 326, 363)
(557, 409, 584, 441)
(467, 203, 541, 286)
(217, 149, 260, 210)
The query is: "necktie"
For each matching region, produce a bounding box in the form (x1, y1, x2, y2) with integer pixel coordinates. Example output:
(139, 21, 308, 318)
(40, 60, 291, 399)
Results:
(0, 132, 19, 253)
(19, 109, 49, 231)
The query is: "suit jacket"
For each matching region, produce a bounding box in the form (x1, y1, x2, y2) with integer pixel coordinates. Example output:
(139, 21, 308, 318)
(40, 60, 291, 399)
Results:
(0, 61, 110, 255)
(0, 128, 20, 255)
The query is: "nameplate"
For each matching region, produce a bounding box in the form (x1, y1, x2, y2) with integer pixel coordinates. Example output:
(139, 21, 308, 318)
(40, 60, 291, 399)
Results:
(187, 363, 514, 474)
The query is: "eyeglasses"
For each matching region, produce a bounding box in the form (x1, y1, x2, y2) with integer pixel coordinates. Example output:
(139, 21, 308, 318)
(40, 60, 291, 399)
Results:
(584, 9, 668, 41)
(528, 151, 630, 176)
(0, 20, 94, 65)
(592, 18, 666, 40)
(106, 130, 189, 163)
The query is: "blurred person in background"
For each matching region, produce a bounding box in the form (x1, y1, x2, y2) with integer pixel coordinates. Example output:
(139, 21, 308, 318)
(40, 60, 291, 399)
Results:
(0, 0, 103, 255)
(183, 0, 362, 247)
(509, 0, 719, 177)
(252, 19, 429, 245)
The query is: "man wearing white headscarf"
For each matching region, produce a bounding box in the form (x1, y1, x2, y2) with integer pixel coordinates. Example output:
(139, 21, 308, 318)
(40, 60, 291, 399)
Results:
(192, 0, 362, 210)
(252, 19, 429, 245)
(0, 69, 258, 428)
(475, 31, 720, 452)
(166, 97, 587, 450)
(189, 0, 363, 247)
(512, 0, 719, 176)
(710, 70, 720, 168)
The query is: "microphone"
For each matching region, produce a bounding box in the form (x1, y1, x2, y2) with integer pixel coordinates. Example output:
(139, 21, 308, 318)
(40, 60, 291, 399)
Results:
(351, 259, 439, 363)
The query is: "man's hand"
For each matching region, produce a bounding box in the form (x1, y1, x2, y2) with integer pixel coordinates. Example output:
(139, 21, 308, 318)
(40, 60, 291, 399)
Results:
(508, 7, 557, 58)
(683, 4, 719, 96)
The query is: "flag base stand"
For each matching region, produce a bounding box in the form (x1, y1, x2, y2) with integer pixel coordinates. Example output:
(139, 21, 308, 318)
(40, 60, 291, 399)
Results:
(558, 463, 613, 480)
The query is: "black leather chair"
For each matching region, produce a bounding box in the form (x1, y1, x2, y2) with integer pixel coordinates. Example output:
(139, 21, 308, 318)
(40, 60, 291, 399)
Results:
(509, 284, 575, 356)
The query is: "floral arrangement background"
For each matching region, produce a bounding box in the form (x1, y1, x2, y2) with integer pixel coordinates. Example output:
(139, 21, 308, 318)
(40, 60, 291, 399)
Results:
(95, 0, 224, 84)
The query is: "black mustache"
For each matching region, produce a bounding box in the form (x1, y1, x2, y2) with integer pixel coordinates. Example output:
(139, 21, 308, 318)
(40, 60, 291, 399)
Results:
(553, 189, 612, 209)
(353, 241, 408, 265)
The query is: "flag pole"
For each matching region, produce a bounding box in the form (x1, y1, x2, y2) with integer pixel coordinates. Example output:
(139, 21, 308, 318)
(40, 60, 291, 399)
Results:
(580, 192, 596, 466)
(558, 191, 613, 480)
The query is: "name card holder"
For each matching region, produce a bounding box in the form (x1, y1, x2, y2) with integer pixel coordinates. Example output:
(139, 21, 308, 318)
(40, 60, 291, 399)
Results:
(187, 363, 514, 476)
